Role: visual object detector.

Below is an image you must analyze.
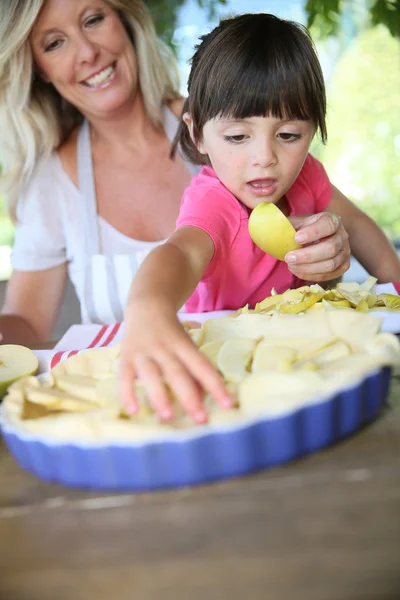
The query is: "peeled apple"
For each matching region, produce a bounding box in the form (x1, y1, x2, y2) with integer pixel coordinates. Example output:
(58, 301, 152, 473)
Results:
(248, 202, 301, 260)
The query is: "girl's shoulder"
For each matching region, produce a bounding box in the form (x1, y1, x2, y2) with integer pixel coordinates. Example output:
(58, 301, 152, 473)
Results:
(177, 166, 244, 232)
(185, 166, 244, 209)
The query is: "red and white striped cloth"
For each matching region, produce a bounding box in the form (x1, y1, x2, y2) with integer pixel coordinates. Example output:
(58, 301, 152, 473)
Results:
(50, 322, 124, 369)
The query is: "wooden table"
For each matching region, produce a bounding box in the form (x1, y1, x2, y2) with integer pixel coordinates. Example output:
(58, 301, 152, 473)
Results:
(1, 369, 400, 600)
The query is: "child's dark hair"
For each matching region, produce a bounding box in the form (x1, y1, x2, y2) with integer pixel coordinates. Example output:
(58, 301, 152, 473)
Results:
(172, 13, 327, 165)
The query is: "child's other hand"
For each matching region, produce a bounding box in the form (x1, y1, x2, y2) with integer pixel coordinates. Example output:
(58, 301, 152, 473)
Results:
(119, 300, 233, 424)
(285, 212, 351, 281)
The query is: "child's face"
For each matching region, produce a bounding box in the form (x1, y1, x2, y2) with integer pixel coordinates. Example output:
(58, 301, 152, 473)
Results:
(190, 115, 315, 210)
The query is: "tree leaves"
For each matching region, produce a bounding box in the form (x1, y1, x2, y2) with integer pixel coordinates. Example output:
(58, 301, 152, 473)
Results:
(144, 0, 227, 49)
(370, 0, 400, 38)
(306, 0, 399, 38)
(144, 0, 398, 45)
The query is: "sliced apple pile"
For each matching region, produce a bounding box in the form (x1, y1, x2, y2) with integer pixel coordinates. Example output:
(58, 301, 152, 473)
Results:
(0, 345, 39, 399)
(248, 202, 301, 260)
(239, 276, 400, 316)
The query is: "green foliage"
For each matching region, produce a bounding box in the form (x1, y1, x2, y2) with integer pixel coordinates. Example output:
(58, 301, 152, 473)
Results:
(306, 0, 400, 38)
(305, 0, 341, 37)
(144, 0, 227, 49)
(320, 27, 400, 238)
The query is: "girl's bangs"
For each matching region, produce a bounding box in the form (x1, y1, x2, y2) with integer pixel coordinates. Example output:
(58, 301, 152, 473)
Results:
(207, 59, 313, 124)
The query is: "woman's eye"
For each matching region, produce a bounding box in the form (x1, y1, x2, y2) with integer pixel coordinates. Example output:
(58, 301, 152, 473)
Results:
(44, 39, 62, 52)
(278, 133, 302, 142)
(85, 14, 104, 27)
(224, 135, 247, 143)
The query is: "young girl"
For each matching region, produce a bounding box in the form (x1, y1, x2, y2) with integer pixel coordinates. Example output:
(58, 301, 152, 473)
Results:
(120, 13, 400, 423)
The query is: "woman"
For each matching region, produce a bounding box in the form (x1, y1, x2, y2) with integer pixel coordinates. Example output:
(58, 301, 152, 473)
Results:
(0, 0, 350, 345)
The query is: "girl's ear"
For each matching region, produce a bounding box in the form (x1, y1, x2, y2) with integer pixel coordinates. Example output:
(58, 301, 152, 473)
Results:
(182, 112, 207, 155)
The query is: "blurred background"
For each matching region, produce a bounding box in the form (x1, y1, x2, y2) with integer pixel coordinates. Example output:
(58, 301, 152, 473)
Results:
(0, 0, 398, 332)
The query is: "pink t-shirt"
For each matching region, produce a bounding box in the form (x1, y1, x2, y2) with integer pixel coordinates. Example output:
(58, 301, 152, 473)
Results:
(175, 154, 333, 313)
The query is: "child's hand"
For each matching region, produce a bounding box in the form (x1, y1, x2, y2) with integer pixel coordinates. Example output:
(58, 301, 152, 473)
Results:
(119, 299, 233, 424)
(285, 212, 350, 281)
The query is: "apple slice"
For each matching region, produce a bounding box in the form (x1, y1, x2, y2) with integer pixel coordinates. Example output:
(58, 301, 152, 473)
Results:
(248, 202, 301, 260)
(217, 338, 257, 383)
(0, 345, 39, 399)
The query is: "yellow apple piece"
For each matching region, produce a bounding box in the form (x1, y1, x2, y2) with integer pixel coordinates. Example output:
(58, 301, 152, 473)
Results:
(95, 377, 155, 420)
(0, 345, 39, 399)
(199, 339, 226, 366)
(279, 292, 324, 314)
(326, 310, 382, 347)
(255, 285, 310, 312)
(325, 299, 352, 308)
(296, 337, 340, 362)
(54, 373, 102, 404)
(216, 338, 257, 383)
(248, 202, 301, 260)
(187, 327, 204, 346)
(360, 276, 378, 291)
(377, 293, 400, 310)
(238, 371, 326, 417)
(309, 340, 352, 366)
(51, 345, 120, 378)
(252, 342, 297, 373)
(24, 386, 100, 413)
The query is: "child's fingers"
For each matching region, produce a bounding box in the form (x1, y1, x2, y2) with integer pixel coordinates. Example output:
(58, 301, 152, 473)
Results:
(134, 355, 174, 421)
(176, 343, 234, 410)
(119, 360, 139, 415)
(155, 351, 208, 424)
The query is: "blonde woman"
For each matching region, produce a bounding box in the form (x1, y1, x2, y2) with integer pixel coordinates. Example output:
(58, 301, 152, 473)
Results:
(0, 0, 351, 345)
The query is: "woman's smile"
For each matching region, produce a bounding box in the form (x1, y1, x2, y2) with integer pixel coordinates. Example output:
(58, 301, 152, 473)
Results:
(81, 62, 117, 88)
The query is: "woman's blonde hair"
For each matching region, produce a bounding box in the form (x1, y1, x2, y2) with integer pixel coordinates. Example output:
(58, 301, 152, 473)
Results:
(0, 0, 180, 220)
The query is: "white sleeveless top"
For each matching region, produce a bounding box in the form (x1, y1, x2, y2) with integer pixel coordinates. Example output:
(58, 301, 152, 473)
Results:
(11, 106, 199, 324)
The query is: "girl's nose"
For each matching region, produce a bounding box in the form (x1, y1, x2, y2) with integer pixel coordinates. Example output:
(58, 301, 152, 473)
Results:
(251, 141, 277, 168)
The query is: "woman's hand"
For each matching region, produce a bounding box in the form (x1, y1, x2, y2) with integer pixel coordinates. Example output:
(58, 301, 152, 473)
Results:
(285, 212, 351, 282)
(119, 299, 233, 424)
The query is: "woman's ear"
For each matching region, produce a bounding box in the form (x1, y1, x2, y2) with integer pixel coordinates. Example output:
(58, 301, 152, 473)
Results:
(182, 112, 207, 155)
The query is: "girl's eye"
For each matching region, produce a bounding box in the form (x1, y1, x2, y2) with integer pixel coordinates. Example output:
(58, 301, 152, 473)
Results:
(278, 133, 302, 142)
(85, 14, 104, 27)
(44, 39, 62, 52)
(224, 135, 247, 144)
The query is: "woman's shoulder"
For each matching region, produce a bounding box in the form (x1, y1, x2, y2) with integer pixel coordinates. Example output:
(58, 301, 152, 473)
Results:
(17, 143, 80, 223)
(57, 127, 80, 188)
(166, 97, 185, 119)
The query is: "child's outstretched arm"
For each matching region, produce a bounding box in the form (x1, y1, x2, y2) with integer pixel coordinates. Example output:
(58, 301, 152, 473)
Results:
(120, 226, 233, 424)
(327, 186, 400, 282)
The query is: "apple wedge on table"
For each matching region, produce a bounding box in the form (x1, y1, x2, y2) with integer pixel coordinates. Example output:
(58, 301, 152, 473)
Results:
(0, 345, 39, 399)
